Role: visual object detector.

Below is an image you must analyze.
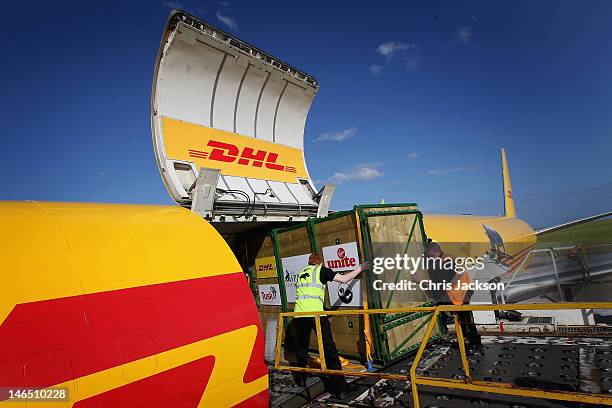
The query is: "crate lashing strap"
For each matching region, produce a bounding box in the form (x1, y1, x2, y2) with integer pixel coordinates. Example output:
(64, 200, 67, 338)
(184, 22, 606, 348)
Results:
(355, 208, 374, 371)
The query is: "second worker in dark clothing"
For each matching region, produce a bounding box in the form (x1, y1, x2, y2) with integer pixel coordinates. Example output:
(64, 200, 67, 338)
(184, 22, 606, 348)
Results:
(424, 241, 482, 347)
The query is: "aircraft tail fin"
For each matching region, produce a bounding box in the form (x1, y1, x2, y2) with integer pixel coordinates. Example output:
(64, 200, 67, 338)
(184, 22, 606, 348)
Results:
(501, 148, 516, 218)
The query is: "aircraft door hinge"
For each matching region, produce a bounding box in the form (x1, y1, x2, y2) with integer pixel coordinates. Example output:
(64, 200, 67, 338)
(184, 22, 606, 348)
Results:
(190, 167, 221, 220)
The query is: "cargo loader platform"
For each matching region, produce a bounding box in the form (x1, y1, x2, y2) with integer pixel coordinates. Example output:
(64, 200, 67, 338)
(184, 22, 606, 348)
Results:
(271, 334, 612, 407)
(271, 303, 612, 407)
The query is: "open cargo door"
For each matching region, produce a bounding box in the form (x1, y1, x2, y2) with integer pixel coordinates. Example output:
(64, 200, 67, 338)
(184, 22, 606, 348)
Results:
(152, 11, 333, 235)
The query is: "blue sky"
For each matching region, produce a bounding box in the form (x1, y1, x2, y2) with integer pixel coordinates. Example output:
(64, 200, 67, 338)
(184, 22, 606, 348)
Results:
(1, 0, 611, 228)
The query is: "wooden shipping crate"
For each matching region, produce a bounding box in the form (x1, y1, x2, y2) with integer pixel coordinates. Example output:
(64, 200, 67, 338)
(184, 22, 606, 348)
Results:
(269, 204, 445, 364)
(244, 234, 280, 338)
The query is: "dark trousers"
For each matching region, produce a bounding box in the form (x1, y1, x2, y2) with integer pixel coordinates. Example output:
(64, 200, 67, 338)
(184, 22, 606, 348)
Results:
(293, 316, 347, 394)
(458, 311, 481, 346)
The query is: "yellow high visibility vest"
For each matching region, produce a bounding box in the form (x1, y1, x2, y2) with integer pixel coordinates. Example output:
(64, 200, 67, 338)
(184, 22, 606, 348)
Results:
(294, 264, 325, 316)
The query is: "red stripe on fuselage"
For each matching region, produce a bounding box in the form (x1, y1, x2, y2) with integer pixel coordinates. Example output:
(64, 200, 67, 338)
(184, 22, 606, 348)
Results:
(0, 273, 266, 396)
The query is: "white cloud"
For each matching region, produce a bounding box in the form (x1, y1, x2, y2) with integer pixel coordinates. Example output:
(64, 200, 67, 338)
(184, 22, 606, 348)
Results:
(216, 11, 238, 30)
(314, 126, 357, 142)
(329, 163, 384, 184)
(162, 0, 183, 9)
(453, 27, 473, 45)
(377, 42, 410, 59)
(407, 152, 420, 160)
(216, 2, 238, 31)
(371, 41, 422, 74)
(98, 171, 105, 177)
(369, 64, 383, 75)
(425, 166, 477, 176)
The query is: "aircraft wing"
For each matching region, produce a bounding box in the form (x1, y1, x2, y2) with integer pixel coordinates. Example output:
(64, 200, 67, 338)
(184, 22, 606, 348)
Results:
(535, 211, 612, 235)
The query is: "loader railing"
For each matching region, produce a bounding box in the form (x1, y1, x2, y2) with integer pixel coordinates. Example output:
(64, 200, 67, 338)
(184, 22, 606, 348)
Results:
(274, 302, 612, 406)
(274, 306, 437, 381)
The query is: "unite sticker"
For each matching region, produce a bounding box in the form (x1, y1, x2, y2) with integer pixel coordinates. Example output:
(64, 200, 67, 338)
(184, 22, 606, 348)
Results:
(323, 242, 360, 272)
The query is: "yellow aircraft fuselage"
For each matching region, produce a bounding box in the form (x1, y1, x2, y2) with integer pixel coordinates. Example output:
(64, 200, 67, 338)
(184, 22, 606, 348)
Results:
(424, 213, 536, 264)
(0, 201, 268, 407)
(422, 147, 536, 268)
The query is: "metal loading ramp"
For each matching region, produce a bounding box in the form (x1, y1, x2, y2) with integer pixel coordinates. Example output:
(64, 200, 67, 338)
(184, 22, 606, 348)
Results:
(152, 11, 332, 235)
(272, 303, 612, 407)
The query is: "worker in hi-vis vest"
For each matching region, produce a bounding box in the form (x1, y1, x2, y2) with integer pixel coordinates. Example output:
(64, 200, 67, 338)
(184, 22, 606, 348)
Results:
(292, 252, 368, 399)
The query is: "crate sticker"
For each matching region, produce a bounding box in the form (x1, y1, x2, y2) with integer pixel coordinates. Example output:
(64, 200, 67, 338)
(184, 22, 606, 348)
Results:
(280, 254, 310, 303)
(328, 279, 363, 307)
(255, 256, 277, 279)
(258, 284, 281, 305)
(322, 242, 360, 272)
(322, 242, 363, 307)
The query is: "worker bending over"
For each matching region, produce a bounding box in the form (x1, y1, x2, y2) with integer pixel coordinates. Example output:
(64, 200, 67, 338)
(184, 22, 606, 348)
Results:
(424, 241, 482, 347)
(292, 252, 367, 399)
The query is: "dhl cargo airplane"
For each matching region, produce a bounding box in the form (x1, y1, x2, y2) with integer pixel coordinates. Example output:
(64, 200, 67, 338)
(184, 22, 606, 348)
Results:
(1, 9, 610, 407)
(423, 147, 610, 278)
(0, 202, 269, 407)
(149, 11, 608, 270)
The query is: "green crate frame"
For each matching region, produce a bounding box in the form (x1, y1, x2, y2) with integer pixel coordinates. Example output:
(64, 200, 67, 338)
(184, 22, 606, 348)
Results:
(270, 203, 446, 363)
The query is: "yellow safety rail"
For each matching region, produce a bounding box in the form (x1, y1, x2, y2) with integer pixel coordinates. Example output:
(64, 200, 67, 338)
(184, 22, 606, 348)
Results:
(354, 207, 374, 369)
(274, 302, 612, 406)
(274, 306, 436, 381)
